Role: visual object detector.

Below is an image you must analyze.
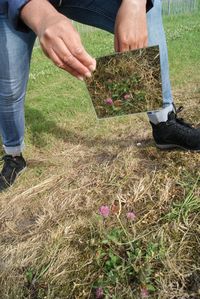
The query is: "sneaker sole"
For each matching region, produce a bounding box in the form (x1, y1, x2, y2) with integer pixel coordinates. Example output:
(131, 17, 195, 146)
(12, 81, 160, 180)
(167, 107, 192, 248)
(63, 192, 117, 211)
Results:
(156, 143, 200, 152)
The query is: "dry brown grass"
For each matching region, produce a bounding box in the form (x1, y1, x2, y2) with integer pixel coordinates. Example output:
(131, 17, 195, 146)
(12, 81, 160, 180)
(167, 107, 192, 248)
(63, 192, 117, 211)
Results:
(0, 86, 200, 299)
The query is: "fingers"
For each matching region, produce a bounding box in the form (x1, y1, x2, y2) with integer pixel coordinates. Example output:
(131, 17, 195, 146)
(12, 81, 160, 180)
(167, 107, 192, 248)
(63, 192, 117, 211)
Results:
(47, 48, 84, 80)
(61, 28, 96, 72)
(117, 32, 148, 52)
(129, 35, 148, 50)
(115, 18, 148, 52)
(137, 33, 148, 49)
(52, 38, 92, 78)
(39, 16, 96, 80)
(118, 36, 130, 52)
(69, 43, 96, 72)
(41, 44, 84, 80)
(114, 35, 119, 52)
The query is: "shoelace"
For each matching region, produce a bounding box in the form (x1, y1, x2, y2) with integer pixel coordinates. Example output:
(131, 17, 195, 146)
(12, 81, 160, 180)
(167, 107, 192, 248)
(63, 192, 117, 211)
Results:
(170, 106, 194, 129)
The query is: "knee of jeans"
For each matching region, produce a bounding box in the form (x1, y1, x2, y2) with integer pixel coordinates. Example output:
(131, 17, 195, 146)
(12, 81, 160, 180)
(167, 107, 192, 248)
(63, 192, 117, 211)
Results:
(0, 79, 25, 106)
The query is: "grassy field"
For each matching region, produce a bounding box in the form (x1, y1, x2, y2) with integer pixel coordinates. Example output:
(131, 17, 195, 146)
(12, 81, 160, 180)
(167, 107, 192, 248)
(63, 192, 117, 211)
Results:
(0, 11, 200, 299)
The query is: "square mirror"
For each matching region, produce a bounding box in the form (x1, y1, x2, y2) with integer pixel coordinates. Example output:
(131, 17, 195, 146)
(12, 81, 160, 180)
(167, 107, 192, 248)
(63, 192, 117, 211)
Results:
(85, 46, 162, 119)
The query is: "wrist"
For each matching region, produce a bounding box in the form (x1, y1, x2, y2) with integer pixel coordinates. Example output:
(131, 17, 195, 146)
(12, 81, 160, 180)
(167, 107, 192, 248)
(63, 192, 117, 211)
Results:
(122, 0, 147, 7)
(20, 0, 59, 35)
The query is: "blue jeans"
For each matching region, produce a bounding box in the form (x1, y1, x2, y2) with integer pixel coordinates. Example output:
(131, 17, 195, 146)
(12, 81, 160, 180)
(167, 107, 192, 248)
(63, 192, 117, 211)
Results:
(0, 0, 173, 155)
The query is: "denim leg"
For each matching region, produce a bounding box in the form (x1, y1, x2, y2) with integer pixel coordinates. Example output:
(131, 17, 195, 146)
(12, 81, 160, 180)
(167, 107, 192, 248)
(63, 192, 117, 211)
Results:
(147, 0, 173, 106)
(60, 0, 173, 107)
(0, 13, 36, 155)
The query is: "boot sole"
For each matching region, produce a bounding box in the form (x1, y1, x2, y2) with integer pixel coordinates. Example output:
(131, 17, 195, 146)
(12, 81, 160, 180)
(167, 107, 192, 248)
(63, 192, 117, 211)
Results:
(156, 143, 200, 152)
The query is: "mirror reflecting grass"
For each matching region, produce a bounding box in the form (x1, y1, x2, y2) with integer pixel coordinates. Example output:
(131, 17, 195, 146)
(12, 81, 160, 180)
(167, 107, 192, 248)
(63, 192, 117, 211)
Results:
(85, 46, 162, 118)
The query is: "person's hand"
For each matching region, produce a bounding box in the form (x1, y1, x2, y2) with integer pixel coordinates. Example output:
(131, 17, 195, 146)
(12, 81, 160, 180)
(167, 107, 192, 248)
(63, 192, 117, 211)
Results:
(38, 13, 96, 80)
(21, 0, 96, 80)
(114, 0, 148, 52)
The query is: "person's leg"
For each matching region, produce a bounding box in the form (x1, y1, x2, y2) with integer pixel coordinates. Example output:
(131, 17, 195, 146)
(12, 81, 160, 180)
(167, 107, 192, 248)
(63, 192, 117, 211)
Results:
(146, 0, 176, 124)
(146, 0, 173, 107)
(0, 13, 36, 156)
(0, 12, 36, 191)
